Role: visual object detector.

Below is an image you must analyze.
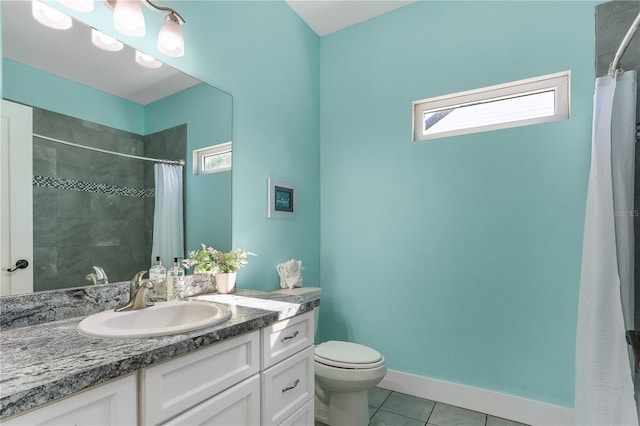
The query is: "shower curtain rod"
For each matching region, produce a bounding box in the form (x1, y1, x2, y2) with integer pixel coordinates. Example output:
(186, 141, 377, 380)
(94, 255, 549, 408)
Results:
(34, 133, 186, 166)
(608, 10, 640, 76)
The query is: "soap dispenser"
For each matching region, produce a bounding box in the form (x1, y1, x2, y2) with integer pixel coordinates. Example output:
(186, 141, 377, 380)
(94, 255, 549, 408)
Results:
(167, 257, 185, 300)
(149, 256, 167, 299)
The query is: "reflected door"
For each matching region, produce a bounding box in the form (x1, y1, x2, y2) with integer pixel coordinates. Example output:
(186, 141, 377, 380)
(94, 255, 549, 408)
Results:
(1, 100, 33, 295)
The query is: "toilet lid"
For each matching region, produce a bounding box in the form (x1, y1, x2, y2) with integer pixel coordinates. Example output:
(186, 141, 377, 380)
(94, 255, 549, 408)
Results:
(315, 341, 384, 369)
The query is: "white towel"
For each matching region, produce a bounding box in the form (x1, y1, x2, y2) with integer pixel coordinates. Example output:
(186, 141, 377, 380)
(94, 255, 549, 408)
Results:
(276, 259, 303, 289)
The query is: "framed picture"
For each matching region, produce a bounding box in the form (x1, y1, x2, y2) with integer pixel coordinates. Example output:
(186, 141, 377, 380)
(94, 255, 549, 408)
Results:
(268, 177, 296, 219)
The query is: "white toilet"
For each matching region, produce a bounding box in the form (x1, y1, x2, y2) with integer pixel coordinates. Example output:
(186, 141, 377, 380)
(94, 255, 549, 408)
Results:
(273, 287, 387, 426)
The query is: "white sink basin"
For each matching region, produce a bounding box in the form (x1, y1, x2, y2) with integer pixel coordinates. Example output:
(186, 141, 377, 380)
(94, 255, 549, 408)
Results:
(78, 300, 232, 339)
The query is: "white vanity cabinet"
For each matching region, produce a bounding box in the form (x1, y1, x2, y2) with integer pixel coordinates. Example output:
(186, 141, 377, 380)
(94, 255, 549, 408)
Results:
(3, 310, 317, 426)
(261, 311, 315, 426)
(140, 330, 260, 425)
(3, 374, 137, 426)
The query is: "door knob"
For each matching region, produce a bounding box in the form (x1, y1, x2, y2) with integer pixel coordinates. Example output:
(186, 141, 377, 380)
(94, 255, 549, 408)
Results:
(627, 330, 640, 372)
(7, 259, 28, 272)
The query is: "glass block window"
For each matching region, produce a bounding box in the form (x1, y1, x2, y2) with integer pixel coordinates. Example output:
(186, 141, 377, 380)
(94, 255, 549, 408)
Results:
(413, 71, 570, 141)
(193, 142, 232, 175)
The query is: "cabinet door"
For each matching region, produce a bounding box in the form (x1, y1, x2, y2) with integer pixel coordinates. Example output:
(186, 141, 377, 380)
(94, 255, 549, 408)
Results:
(261, 346, 314, 425)
(3, 374, 136, 426)
(164, 375, 260, 426)
(141, 331, 260, 425)
(279, 399, 314, 426)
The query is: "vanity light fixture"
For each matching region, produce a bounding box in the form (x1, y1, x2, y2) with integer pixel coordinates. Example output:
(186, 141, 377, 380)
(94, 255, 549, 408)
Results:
(106, 0, 186, 57)
(91, 28, 124, 51)
(36, 0, 185, 62)
(135, 50, 162, 68)
(157, 12, 184, 57)
(113, 0, 145, 37)
(32, 0, 72, 30)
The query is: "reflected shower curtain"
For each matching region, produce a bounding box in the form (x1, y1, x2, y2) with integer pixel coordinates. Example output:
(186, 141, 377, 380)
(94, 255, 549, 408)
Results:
(151, 164, 184, 268)
(576, 70, 638, 425)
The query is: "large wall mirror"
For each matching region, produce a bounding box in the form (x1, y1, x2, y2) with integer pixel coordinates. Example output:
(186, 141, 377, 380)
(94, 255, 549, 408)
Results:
(1, 1, 233, 295)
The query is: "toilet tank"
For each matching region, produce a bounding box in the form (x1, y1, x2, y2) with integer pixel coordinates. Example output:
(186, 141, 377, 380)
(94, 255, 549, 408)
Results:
(272, 287, 322, 338)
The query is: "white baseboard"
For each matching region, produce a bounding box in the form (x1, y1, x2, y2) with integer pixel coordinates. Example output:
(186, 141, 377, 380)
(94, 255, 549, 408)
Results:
(378, 370, 574, 426)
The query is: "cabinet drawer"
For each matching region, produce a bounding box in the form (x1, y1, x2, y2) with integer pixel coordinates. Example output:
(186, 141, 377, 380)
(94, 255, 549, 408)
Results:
(261, 346, 314, 425)
(163, 374, 261, 426)
(141, 331, 260, 425)
(279, 398, 314, 426)
(262, 311, 314, 368)
(3, 374, 137, 426)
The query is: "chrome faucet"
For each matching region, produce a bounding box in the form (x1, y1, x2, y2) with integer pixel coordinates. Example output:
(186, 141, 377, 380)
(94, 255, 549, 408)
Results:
(85, 266, 109, 285)
(115, 271, 155, 312)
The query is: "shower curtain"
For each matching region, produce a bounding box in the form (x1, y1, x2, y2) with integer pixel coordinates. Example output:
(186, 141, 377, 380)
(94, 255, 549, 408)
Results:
(151, 164, 184, 268)
(576, 70, 638, 425)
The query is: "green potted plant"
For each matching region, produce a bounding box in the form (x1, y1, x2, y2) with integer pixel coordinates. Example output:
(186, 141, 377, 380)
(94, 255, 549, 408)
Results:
(180, 244, 218, 296)
(183, 244, 219, 274)
(183, 245, 255, 294)
(211, 246, 255, 293)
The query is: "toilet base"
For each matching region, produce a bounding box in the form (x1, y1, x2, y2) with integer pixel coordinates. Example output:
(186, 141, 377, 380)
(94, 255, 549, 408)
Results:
(315, 390, 369, 426)
(314, 396, 330, 425)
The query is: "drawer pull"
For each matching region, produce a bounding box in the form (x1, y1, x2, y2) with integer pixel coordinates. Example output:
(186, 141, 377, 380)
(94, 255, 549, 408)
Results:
(281, 331, 299, 342)
(282, 379, 300, 393)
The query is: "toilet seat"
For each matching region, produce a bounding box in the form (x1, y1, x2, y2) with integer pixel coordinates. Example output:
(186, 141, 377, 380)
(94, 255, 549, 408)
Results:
(315, 341, 385, 369)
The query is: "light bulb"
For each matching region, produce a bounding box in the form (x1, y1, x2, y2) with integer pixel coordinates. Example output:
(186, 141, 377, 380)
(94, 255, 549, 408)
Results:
(157, 13, 184, 57)
(91, 28, 124, 51)
(58, 0, 94, 12)
(135, 50, 162, 69)
(114, 0, 145, 37)
(32, 0, 72, 30)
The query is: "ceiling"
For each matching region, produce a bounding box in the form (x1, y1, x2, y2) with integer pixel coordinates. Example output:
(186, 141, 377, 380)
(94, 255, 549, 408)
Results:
(285, 0, 418, 36)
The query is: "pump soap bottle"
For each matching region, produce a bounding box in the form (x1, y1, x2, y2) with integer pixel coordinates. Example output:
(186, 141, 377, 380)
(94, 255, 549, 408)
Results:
(149, 256, 167, 300)
(168, 257, 185, 300)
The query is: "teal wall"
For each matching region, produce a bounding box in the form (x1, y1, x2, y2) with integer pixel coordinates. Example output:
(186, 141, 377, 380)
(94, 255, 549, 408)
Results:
(145, 84, 233, 252)
(3, 59, 145, 134)
(169, 1, 321, 290)
(319, 1, 595, 407)
(26, 1, 321, 290)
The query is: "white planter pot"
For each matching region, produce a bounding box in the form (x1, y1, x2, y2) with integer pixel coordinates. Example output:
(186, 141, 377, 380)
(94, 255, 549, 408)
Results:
(215, 272, 237, 294)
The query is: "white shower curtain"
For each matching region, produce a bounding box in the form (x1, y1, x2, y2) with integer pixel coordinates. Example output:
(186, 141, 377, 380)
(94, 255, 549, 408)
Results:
(151, 164, 184, 268)
(576, 70, 638, 425)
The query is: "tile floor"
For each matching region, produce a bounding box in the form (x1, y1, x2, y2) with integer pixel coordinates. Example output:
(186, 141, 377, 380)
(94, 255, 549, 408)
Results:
(367, 387, 529, 426)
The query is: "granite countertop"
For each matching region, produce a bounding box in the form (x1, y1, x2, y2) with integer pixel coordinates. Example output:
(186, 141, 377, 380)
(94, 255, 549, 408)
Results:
(0, 290, 319, 420)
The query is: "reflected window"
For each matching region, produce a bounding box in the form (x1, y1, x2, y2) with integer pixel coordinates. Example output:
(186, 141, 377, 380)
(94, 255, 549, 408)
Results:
(193, 142, 232, 175)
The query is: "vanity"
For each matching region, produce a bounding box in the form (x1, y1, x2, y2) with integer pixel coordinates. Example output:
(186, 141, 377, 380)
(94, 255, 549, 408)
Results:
(0, 289, 318, 425)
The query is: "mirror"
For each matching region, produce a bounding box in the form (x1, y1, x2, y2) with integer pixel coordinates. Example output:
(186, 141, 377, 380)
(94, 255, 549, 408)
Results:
(1, 1, 233, 294)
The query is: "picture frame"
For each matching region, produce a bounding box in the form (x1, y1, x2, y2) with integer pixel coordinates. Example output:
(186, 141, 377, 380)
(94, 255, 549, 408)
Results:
(268, 177, 296, 219)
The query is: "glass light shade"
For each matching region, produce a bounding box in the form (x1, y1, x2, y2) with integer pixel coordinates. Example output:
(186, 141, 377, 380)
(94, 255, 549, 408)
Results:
(157, 13, 184, 57)
(58, 0, 94, 12)
(113, 0, 145, 37)
(91, 28, 124, 51)
(135, 50, 162, 69)
(32, 0, 72, 30)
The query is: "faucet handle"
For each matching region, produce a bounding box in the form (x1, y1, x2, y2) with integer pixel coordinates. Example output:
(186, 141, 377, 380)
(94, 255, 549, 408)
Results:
(92, 266, 108, 283)
(132, 271, 148, 285)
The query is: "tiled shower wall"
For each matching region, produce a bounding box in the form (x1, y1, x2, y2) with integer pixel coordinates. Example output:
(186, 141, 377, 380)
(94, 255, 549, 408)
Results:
(595, 1, 640, 327)
(32, 108, 185, 291)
